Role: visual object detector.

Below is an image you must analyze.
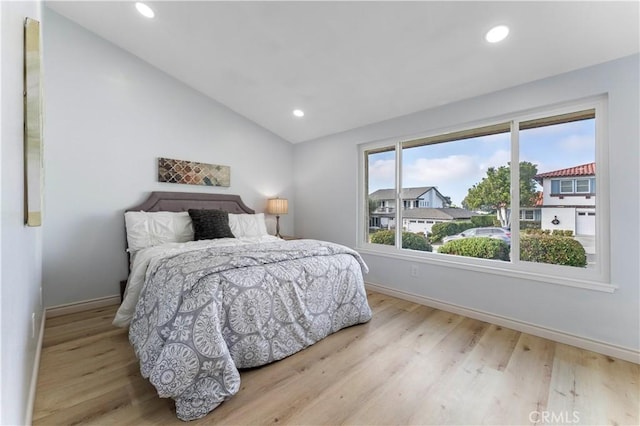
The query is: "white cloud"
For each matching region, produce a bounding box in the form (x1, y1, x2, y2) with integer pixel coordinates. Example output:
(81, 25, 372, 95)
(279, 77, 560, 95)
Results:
(479, 149, 510, 170)
(522, 134, 594, 175)
(558, 134, 594, 153)
(368, 159, 395, 191)
(369, 159, 394, 179)
(403, 154, 478, 187)
(370, 146, 548, 204)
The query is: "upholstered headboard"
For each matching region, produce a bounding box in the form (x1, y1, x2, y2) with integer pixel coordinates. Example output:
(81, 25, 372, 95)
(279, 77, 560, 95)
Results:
(126, 191, 255, 214)
(120, 192, 256, 300)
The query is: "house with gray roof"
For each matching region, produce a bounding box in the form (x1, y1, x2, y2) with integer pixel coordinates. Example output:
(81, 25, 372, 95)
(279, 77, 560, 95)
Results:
(369, 186, 450, 211)
(369, 187, 477, 234)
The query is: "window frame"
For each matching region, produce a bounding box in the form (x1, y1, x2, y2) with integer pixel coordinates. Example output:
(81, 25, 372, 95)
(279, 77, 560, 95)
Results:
(560, 179, 575, 194)
(554, 178, 594, 195)
(521, 209, 536, 221)
(358, 96, 612, 292)
(575, 178, 591, 193)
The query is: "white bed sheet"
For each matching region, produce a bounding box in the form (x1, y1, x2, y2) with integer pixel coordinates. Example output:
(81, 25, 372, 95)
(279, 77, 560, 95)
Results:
(113, 235, 281, 327)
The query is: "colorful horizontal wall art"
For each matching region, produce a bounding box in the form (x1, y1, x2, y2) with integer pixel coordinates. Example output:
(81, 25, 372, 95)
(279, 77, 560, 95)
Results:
(158, 157, 230, 187)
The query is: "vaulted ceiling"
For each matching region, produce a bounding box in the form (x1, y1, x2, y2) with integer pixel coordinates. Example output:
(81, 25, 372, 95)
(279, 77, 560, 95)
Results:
(46, 1, 639, 143)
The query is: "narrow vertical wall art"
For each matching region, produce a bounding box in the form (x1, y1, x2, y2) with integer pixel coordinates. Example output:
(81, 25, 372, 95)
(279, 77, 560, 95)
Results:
(24, 17, 43, 226)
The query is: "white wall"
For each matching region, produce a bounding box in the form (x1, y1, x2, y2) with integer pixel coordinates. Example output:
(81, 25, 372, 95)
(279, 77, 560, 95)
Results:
(294, 54, 640, 352)
(1, 2, 44, 425)
(42, 9, 294, 307)
(540, 208, 578, 235)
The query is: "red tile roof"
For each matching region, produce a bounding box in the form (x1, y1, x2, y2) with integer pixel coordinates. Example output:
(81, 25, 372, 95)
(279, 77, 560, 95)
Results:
(534, 191, 543, 207)
(534, 162, 595, 180)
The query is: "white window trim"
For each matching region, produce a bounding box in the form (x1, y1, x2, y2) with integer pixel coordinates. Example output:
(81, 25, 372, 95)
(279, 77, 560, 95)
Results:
(560, 179, 575, 194)
(358, 95, 612, 292)
(575, 178, 591, 193)
(521, 209, 536, 220)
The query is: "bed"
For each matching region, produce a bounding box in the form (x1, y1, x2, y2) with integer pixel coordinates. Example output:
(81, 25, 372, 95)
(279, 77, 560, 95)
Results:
(114, 191, 372, 421)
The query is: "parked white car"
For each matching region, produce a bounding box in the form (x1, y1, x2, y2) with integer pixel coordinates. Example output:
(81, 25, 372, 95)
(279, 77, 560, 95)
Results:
(442, 227, 511, 244)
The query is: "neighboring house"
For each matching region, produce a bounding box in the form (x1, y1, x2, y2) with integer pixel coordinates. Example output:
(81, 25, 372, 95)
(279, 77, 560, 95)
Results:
(402, 208, 478, 234)
(369, 186, 450, 211)
(519, 191, 543, 223)
(369, 187, 476, 234)
(534, 162, 596, 236)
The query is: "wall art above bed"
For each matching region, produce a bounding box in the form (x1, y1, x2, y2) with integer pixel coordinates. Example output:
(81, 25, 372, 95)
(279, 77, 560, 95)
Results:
(158, 157, 230, 187)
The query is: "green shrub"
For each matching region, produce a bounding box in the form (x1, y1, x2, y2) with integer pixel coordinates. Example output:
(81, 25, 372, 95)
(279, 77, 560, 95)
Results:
(519, 221, 542, 231)
(370, 229, 394, 245)
(370, 230, 432, 252)
(520, 234, 586, 267)
(438, 237, 510, 261)
(523, 228, 573, 237)
(523, 229, 551, 235)
(402, 232, 432, 251)
(470, 215, 496, 228)
(551, 229, 573, 237)
(429, 221, 474, 243)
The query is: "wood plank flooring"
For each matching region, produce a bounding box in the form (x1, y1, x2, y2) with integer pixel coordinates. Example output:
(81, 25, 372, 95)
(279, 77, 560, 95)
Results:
(33, 291, 639, 425)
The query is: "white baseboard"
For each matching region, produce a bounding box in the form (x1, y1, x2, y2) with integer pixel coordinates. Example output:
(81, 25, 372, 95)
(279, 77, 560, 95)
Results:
(25, 309, 46, 426)
(45, 294, 121, 318)
(366, 282, 640, 364)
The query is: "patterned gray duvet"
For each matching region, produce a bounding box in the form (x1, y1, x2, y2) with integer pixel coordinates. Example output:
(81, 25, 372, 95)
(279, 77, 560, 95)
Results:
(129, 239, 372, 420)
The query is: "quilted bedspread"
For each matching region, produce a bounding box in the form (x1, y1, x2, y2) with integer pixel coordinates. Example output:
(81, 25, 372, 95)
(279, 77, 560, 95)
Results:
(129, 239, 372, 420)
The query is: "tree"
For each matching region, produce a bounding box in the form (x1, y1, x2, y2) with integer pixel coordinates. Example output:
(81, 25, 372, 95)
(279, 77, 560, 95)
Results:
(368, 198, 379, 214)
(462, 162, 538, 227)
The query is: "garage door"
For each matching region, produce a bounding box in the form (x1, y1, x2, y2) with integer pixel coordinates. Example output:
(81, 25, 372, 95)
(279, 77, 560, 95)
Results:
(576, 210, 595, 236)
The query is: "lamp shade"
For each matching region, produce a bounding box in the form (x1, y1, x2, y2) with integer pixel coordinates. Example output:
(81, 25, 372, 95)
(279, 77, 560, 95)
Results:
(266, 198, 288, 215)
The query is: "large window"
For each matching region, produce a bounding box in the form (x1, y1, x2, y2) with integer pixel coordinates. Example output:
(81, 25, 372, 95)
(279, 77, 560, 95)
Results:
(360, 99, 610, 289)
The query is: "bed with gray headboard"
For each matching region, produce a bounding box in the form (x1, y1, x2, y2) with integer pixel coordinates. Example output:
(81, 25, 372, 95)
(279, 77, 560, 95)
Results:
(119, 192, 256, 298)
(115, 191, 372, 421)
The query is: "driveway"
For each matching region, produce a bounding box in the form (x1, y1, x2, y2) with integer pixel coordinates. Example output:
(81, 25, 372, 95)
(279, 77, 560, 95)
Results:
(574, 235, 595, 255)
(574, 235, 596, 267)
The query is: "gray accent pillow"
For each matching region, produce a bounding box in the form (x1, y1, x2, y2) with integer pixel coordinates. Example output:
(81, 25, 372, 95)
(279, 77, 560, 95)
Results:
(188, 209, 235, 240)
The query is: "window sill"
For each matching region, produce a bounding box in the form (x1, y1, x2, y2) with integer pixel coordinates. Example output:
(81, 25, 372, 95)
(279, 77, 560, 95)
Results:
(357, 245, 615, 293)
(550, 193, 595, 197)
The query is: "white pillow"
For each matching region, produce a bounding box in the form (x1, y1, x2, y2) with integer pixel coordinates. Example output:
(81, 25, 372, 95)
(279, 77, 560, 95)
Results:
(125, 211, 194, 253)
(228, 213, 268, 238)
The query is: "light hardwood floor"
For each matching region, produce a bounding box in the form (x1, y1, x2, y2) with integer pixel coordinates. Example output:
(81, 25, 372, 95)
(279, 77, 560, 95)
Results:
(33, 291, 639, 425)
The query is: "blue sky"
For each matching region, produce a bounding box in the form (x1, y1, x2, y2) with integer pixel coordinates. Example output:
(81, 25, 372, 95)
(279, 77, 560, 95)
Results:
(368, 119, 595, 206)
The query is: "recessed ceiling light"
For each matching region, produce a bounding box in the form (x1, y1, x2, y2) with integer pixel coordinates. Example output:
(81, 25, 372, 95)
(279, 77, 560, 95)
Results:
(135, 2, 155, 19)
(293, 109, 305, 118)
(485, 25, 509, 43)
